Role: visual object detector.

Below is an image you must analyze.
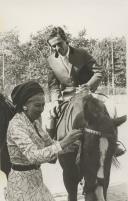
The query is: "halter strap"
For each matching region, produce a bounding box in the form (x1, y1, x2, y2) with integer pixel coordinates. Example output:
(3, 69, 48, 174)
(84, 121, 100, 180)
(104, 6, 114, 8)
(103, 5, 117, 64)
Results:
(84, 127, 101, 136)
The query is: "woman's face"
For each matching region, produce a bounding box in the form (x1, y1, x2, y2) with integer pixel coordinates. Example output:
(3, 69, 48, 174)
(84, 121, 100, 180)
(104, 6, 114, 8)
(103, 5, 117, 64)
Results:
(24, 93, 45, 122)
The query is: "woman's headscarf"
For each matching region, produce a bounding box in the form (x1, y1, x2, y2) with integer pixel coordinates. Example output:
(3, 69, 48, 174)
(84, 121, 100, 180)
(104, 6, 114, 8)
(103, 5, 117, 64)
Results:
(11, 81, 44, 112)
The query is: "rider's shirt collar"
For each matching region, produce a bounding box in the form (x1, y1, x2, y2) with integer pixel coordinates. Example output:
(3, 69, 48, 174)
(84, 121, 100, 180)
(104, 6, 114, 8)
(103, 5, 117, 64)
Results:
(65, 46, 70, 59)
(59, 46, 72, 75)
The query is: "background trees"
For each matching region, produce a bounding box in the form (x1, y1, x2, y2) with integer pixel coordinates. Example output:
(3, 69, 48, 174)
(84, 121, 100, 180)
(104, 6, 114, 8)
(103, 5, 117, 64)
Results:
(0, 26, 126, 96)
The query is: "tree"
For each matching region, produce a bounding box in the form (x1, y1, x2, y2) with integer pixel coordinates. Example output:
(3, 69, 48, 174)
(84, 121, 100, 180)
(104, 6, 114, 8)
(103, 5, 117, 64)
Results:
(0, 29, 22, 93)
(0, 27, 126, 96)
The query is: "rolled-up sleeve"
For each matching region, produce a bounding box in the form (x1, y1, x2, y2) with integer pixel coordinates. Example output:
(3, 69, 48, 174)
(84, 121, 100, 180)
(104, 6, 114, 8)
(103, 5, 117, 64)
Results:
(82, 50, 103, 92)
(87, 62, 103, 92)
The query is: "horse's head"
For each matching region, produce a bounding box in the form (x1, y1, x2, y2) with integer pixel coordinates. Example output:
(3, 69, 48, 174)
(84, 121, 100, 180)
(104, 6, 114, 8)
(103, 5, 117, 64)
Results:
(83, 95, 116, 137)
(75, 93, 116, 201)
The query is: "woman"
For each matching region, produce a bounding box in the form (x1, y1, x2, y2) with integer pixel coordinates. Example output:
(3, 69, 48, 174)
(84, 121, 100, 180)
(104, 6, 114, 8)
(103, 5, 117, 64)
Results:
(6, 81, 82, 201)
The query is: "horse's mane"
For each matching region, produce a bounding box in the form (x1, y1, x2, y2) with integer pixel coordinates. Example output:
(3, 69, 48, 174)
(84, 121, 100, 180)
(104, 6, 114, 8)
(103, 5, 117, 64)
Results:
(0, 93, 15, 148)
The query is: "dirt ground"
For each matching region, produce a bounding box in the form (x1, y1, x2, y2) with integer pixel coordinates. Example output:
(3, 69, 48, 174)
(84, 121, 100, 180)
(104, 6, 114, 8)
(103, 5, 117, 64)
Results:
(54, 183, 128, 201)
(107, 183, 128, 201)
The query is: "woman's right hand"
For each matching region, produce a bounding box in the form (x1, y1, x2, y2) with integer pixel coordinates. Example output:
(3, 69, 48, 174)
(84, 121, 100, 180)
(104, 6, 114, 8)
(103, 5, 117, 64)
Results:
(59, 129, 83, 149)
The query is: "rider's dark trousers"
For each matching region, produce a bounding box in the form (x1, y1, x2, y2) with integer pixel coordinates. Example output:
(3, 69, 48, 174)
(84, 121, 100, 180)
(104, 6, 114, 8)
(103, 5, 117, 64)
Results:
(58, 151, 81, 194)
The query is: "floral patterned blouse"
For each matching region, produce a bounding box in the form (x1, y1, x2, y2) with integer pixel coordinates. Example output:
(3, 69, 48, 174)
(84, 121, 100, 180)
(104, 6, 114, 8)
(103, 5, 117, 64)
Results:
(7, 112, 62, 166)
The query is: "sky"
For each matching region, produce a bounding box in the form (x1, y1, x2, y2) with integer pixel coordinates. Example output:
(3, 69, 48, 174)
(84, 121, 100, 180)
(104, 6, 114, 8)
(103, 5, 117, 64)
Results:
(0, 0, 128, 42)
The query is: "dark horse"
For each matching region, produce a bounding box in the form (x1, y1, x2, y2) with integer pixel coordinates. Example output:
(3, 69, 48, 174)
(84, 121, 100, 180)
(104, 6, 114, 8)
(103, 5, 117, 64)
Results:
(0, 94, 15, 177)
(54, 89, 125, 201)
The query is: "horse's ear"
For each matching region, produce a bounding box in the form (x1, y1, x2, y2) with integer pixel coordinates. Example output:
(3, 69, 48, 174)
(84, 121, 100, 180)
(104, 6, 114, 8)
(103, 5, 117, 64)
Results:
(6, 101, 16, 121)
(2, 96, 16, 121)
(113, 115, 127, 127)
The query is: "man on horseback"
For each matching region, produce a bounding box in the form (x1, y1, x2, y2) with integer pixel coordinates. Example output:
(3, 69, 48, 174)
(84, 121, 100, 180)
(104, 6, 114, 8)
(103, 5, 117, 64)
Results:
(46, 26, 125, 157)
(47, 26, 102, 101)
(45, 26, 127, 201)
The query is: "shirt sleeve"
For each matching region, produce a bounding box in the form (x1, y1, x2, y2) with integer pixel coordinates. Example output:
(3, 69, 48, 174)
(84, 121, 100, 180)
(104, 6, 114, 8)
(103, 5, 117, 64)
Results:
(47, 60, 62, 101)
(8, 120, 62, 165)
(34, 119, 54, 146)
(86, 62, 103, 92)
(80, 49, 103, 92)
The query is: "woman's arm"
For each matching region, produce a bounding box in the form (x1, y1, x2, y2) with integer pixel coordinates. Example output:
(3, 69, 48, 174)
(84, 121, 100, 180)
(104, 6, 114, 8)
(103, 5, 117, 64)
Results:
(8, 121, 62, 165)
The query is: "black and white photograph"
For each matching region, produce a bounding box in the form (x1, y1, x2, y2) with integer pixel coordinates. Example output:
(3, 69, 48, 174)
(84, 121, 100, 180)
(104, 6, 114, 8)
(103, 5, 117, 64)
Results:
(0, 0, 128, 200)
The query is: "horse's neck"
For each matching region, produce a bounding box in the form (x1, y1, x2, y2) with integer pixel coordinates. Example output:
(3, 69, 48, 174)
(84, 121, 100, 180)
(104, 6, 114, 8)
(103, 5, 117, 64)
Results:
(57, 95, 86, 130)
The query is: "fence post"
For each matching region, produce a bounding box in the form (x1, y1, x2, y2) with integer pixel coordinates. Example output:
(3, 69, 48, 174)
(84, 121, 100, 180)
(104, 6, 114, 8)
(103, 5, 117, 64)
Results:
(111, 40, 115, 95)
(126, 35, 128, 95)
(2, 50, 5, 92)
(107, 58, 110, 95)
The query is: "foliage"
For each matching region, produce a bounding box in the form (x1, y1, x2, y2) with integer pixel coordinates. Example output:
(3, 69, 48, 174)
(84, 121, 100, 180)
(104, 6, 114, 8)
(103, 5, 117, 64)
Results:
(0, 27, 126, 96)
(92, 37, 126, 88)
(0, 30, 22, 89)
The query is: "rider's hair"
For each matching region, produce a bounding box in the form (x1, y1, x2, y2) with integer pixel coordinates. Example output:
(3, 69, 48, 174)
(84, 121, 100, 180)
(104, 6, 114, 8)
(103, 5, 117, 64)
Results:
(47, 27, 68, 44)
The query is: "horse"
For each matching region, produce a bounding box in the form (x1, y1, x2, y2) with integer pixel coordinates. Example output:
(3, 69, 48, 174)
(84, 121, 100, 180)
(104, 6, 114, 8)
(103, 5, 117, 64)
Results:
(49, 88, 126, 201)
(0, 94, 15, 177)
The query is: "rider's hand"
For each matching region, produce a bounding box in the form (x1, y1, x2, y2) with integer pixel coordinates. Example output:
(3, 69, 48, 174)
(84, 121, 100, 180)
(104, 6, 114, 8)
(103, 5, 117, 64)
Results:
(43, 101, 59, 118)
(49, 100, 59, 118)
(76, 84, 90, 93)
(41, 102, 56, 132)
(59, 129, 83, 149)
(81, 83, 90, 90)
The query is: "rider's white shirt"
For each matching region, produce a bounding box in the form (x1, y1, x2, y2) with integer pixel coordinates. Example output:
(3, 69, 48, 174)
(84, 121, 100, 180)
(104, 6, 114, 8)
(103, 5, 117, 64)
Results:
(60, 47, 72, 75)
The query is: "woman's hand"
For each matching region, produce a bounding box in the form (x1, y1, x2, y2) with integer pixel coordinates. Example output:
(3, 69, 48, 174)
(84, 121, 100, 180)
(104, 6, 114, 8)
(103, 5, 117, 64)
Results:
(60, 129, 83, 149)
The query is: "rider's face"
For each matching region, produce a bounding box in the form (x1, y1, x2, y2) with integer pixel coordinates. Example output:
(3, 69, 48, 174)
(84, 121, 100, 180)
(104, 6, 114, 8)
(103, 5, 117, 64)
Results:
(49, 36, 68, 56)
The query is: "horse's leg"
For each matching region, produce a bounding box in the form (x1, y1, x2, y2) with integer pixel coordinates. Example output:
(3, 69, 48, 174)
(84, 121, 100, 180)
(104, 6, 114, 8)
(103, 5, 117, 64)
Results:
(82, 148, 99, 201)
(58, 152, 80, 201)
(95, 137, 109, 201)
(103, 146, 113, 200)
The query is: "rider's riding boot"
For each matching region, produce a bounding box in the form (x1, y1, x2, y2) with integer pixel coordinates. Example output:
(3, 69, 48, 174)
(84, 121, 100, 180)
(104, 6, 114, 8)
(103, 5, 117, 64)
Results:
(114, 142, 126, 157)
